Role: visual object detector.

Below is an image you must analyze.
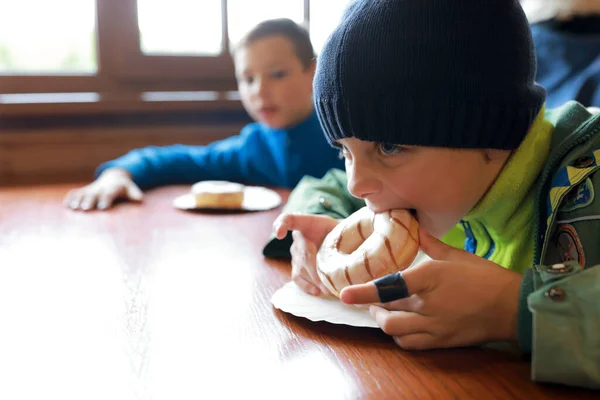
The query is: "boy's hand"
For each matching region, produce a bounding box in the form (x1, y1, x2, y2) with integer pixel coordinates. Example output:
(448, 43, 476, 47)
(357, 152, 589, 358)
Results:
(64, 168, 143, 211)
(340, 229, 522, 350)
(273, 213, 340, 296)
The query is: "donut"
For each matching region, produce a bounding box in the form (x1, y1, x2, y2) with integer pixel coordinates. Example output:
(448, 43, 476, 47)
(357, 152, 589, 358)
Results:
(191, 181, 245, 209)
(316, 207, 419, 297)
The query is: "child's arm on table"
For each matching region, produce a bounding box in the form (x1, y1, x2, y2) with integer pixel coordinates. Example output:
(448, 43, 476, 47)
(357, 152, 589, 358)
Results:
(66, 126, 273, 211)
(64, 168, 143, 210)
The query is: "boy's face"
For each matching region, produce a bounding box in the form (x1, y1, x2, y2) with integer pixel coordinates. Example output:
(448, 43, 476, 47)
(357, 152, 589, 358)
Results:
(335, 138, 510, 239)
(235, 35, 315, 129)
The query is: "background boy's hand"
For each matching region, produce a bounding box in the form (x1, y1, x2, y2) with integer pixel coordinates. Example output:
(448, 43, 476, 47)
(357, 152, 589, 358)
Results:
(273, 213, 340, 296)
(340, 229, 522, 350)
(64, 168, 143, 211)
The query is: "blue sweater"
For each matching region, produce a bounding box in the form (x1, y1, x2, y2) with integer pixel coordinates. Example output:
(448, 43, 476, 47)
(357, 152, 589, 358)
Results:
(95, 111, 344, 190)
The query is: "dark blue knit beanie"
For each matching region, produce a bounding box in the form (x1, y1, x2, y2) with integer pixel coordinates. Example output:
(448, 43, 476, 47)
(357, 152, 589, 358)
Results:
(314, 0, 547, 150)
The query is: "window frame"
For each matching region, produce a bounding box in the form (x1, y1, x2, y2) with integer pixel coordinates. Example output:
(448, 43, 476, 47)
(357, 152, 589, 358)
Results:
(0, 0, 336, 120)
(107, 0, 235, 82)
(0, 0, 314, 93)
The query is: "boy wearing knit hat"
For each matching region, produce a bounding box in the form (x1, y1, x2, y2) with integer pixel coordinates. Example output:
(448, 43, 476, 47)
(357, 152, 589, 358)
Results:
(270, 0, 600, 389)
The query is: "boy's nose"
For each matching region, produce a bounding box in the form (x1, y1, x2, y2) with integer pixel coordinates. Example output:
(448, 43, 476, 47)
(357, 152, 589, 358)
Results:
(252, 78, 268, 98)
(347, 163, 380, 200)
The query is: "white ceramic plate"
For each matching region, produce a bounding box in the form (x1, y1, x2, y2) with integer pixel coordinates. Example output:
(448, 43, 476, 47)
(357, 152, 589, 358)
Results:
(173, 186, 282, 212)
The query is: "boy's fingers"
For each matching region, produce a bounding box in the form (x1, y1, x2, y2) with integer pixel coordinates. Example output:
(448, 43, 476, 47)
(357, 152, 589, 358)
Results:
(97, 193, 115, 210)
(64, 190, 80, 208)
(318, 283, 332, 295)
(80, 194, 98, 211)
(291, 229, 303, 243)
(419, 229, 472, 263)
(340, 266, 430, 304)
(291, 230, 317, 253)
(63, 190, 77, 207)
(69, 192, 85, 210)
(272, 213, 292, 239)
(291, 234, 326, 291)
(280, 213, 313, 232)
(379, 295, 422, 313)
(369, 306, 429, 336)
(340, 281, 379, 304)
(393, 333, 437, 351)
(293, 214, 337, 233)
(304, 257, 325, 293)
(273, 213, 302, 236)
(293, 275, 321, 296)
(275, 213, 338, 242)
(126, 183, 144, 201)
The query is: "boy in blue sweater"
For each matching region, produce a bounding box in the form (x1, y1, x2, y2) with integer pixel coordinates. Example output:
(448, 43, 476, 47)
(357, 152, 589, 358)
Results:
(65, 18, 343, 211)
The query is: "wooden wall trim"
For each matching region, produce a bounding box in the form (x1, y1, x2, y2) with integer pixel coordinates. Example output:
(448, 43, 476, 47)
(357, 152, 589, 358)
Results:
(0, 124, 245, 186)
(0, 91, 243, 118)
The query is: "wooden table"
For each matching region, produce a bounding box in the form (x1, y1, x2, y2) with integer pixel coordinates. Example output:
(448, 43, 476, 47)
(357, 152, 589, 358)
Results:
(0, 184, 597, 400)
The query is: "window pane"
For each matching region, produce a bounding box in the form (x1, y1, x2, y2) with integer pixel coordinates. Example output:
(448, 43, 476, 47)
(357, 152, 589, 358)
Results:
(227, 0, 304, 48)
(138, 0, 222, 56)
(0, 0, 96, 74)
(310, 0, 352, 53)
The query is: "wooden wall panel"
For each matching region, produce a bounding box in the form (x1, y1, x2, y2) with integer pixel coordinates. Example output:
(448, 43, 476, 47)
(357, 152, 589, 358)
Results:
(0, 124, 244, 186)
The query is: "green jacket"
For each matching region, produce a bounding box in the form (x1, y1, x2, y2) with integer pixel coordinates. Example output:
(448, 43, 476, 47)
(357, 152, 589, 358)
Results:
(263, 101, 600, 389)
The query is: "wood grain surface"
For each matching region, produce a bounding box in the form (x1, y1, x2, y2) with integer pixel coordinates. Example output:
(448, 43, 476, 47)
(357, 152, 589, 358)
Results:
(0, 184, 596, 400)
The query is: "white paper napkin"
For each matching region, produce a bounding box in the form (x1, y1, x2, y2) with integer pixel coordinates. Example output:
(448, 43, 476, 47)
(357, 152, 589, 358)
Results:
(271, 251, 432, 328)
(271, 281, 379, 328)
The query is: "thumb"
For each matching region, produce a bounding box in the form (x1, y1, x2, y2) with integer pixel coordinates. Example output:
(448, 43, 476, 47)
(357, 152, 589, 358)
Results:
(125, 182, 144, 201)
(419, 228, 471, 262)
(340, 263, 432, 305)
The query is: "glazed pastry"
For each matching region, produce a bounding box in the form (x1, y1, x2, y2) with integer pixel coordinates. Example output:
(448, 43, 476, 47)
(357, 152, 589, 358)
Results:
(191, 181, 245, 209)
(316, 207, 419, 297)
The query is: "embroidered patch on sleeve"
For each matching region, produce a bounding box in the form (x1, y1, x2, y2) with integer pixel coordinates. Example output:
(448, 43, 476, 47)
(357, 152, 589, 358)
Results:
(559, 177, 595, 212)
(555, 224, 586, 267)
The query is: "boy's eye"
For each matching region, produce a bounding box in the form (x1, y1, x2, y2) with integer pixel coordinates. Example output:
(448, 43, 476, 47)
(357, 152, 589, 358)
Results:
(270, 70, 287, 79)
(378, 143, 403, 156)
